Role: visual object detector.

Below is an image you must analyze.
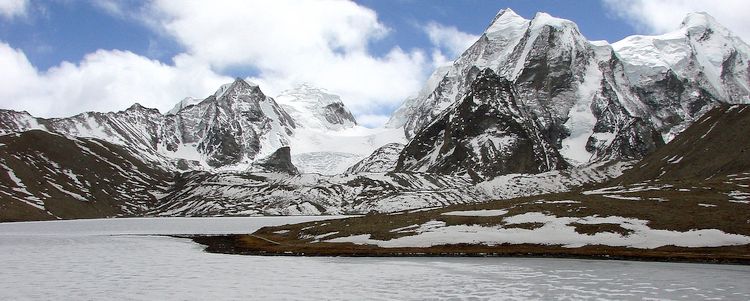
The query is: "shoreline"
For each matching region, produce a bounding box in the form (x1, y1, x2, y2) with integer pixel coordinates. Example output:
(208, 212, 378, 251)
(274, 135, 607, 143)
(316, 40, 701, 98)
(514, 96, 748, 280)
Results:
(180, 234, 750, 265)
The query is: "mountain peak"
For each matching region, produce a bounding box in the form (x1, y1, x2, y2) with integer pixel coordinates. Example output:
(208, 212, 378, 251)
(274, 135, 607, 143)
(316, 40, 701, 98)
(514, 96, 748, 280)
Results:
(167, 97, 200, 115)
(486, 8, 529, 35)
(276, 83, 356, 130)
(279, 83, 341, 106)
(228, 77, 257, 91)
(678, 11, 738, 42)
(680, 12, 719, 30)
(214, 78, 259, 99)
(494, 8, 521, 20)
(128, 103, 145, 110)
(530, 11, 578, 31)
(125, 103, 159, 114)
(293, 82, 323, 91)
(286, 82, 333, 96)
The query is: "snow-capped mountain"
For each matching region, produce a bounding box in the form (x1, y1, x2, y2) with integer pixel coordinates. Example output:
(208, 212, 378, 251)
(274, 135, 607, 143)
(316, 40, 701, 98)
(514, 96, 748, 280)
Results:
(0, 78, 404, 175)
(2, 9, 749, 222)
(0, 103, 170, 166)
(160, 78, 297, 169)
(388, 9, 750, 178)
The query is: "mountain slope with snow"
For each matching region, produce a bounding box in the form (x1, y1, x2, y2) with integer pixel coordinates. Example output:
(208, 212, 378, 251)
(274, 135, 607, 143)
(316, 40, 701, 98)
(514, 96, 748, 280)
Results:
(0, 130, 173, 222)
(345, 143, 405, 174)
(395, 69, 567, 181)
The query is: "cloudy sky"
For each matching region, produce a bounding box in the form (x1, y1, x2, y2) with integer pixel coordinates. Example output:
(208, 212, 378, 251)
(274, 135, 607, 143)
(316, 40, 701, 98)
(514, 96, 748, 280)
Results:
(0, 0, 748, 127)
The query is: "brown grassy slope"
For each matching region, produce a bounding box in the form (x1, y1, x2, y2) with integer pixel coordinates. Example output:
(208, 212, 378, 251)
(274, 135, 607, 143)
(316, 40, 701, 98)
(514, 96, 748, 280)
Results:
(0, 130, 174, 222)
(615, 104, 750, 184)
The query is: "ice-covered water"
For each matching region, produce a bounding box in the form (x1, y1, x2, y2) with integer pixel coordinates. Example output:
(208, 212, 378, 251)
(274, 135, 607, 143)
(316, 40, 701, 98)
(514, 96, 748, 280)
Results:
(1, 217, 749, 300)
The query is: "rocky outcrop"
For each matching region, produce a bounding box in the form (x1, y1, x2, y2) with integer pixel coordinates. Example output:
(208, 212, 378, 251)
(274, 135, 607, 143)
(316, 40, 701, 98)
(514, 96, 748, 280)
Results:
(345, 143, 405, 174)
(249, 146, 300, 175)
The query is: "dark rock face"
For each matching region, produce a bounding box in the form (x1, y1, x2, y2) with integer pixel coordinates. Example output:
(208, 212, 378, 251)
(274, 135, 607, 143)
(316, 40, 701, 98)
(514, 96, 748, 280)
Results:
(200, 124, 246, 167)
(323, 102, 357, 126)
(396, 69, 567, 181)
(251, 146, 300, 175)
(597, 118, 665, 161)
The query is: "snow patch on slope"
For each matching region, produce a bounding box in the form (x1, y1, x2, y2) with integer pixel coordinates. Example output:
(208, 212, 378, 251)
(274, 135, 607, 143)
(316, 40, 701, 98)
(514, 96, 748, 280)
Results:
(327, 213, 750, 249)
(560, 62, 602, 165)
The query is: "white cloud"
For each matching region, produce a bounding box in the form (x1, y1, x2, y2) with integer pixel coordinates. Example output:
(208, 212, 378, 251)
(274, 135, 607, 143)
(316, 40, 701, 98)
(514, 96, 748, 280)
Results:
(91, 0, 127, 17)
(424, 22, 479, 58)
(0, 0, 28, 19)
(603, 0, 750, 42)
(0, 42, 231, 117)
(1, 0, 479, 128)
(148, 0, 430, 118)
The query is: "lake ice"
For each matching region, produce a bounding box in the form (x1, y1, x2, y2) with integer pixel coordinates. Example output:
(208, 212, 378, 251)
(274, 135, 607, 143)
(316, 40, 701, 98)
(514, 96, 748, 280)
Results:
(1, 217, 749, 300)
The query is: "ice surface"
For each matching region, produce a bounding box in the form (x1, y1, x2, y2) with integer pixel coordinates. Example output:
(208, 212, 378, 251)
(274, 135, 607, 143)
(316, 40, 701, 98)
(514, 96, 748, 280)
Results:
(442, 209, 509, 217)
(1, 217, 750, 300)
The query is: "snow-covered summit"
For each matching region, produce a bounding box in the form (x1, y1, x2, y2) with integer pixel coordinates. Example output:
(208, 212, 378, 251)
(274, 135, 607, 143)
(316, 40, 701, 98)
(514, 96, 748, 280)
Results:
(680, 12, 723, 32)
(212, 78, 259, 99)
(275, 83, 357, 131)
(389, 8, 594, 139)
(485, 8, 528, 37)
(612, 12, 750, 103)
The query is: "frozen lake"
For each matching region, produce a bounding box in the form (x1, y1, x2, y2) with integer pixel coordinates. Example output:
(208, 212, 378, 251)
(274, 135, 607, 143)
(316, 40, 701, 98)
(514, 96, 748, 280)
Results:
(1, 217, 749, 300)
